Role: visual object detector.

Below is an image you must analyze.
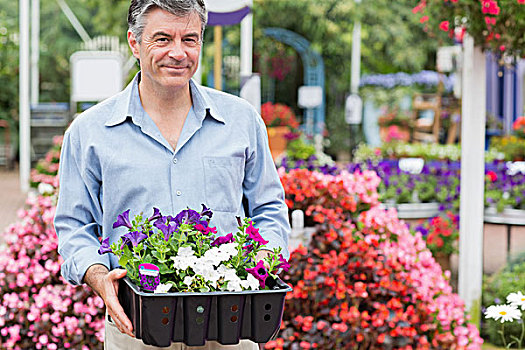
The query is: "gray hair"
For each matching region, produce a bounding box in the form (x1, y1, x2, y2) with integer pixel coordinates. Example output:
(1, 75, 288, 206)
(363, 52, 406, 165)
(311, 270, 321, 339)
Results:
(128, 0, 207, 43)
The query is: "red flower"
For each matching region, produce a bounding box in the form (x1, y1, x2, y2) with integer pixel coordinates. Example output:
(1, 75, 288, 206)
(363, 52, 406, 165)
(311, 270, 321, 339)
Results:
(487, 170, 498, 182)
(439, 21, 449, 31)
(420, 15, 429, 23)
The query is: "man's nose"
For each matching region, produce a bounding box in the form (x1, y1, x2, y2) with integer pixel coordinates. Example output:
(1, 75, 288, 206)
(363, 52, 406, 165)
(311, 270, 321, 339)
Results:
(167, 40, 187, 60)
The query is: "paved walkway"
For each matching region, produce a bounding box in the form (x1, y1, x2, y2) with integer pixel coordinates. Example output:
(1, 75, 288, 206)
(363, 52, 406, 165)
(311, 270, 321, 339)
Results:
(0, 168, 27, 242)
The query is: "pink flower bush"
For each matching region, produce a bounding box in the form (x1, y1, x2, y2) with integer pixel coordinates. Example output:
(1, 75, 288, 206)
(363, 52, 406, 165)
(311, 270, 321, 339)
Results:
(0, 136, 105, 349)
(272, 168, 483, 349)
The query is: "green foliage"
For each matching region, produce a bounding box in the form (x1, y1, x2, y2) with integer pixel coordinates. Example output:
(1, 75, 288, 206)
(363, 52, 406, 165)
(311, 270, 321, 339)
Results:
(482, 253, 525, 347)
(253, 0, 440, 157)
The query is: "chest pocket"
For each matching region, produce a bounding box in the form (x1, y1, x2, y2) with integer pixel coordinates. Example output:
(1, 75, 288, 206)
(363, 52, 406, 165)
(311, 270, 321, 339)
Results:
(203, 156, 244, 212)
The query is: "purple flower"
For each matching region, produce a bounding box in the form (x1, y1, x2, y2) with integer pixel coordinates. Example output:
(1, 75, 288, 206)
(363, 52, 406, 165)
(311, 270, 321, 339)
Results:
(246, 223, 268, 246)
(154, 217, 179, 241)
(211, 233, 234, 246)
(276, 254, 290, 272)
(98, 237, 112, 255)
(199, 204, 213, 219)
(246, 260, 268, 288)
(113, 209, 132, 229)
(174, 209, 201, 226)
(148, 207, 162, 222)
(120, 230, 148, 249)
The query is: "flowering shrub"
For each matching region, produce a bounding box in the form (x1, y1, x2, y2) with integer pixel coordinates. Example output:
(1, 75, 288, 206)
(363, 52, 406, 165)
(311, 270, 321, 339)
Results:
(0, 150, 105, 349)
(99, 207, 288, 293)
(261, 102, 300, 129)
(271, 168, 483, 349)
(412, 211, 460, 256)
(513, 116, 525, 138)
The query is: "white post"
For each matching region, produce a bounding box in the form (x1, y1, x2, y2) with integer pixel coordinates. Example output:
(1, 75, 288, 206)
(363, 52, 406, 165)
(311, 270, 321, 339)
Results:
(30, 0, 40, 105)
(19, 0, 31, 193)
(458, 34, 486, 325)
(240, 12, 253, 79)
(350, 21, 361, 94)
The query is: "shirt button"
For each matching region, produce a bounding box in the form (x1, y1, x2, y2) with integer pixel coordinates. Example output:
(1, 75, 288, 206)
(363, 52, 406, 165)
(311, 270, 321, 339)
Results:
(176, 190, 182, 196)
(173, 158, 178, 164)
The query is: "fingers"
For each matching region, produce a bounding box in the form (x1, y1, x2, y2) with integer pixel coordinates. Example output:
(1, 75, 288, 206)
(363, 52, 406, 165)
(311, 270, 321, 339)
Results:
(103, 269, 135, 337)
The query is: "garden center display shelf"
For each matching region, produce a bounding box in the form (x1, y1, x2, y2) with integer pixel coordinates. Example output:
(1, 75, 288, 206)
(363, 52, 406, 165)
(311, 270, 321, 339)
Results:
(381, 202, 441, 219)
(118, 276, 292, 347)
(484, 207, 525, 226)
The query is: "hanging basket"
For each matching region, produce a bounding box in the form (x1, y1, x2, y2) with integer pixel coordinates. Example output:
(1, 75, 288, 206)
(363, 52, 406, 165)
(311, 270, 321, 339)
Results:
(118, 276, 292, 347)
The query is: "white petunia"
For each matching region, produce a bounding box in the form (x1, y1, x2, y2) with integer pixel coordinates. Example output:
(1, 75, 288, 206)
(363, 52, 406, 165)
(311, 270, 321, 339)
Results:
(226, 278, 243, 292)
(177, 246, 195, 258)
(507, 291, 525, 310)
(216, 265, 238, 280)
(240, 273, 260, 291)
(183, 276, 195, 287)
(154, 283, 172, 294)
(485, 304, 522, 323)
(217, 243, 238, 259)
(203, 247, 226, 266)
(171, 254, 198, 270)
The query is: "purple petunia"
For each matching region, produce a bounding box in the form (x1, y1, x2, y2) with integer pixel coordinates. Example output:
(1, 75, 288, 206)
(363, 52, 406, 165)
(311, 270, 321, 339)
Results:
(154, 217, 179, 241)
(199, 204, 213, 219)
(246, 223, 268, 246)
(98, 237, 112, 255)
(120, 230, 148, 249)
(211, 233, 234, 246)
(113, 209, 132, 229)
(174, 209, 201, 226)
(148, 207, 162, 222)
(246, 260, 268, 288)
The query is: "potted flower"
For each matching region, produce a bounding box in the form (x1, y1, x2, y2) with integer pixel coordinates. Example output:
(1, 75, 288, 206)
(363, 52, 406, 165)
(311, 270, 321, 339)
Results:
(412, 211, 459, 272)
(98, 205, 291, 347)
(260, 102, 299, 159)
(377, 108, 412, 143)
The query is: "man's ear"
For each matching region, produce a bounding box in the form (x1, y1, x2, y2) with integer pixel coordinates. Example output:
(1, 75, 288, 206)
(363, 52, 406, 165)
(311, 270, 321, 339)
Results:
(128, 30, 140, 59)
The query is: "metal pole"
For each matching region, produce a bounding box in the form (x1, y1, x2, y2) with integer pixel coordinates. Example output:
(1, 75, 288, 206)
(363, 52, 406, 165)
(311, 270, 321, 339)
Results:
(458, 34, 485, 326)
(30, 0, 40, 105)
(56, 0, 91, 43)
(19, 0, 31, 192)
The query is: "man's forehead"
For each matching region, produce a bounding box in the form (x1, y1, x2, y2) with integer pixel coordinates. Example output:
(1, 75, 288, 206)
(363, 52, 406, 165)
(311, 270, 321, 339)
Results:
(143, 8, 202, 33)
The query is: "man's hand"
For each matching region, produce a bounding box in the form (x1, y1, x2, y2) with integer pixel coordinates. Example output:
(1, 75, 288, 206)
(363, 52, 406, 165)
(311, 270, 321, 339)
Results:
(84, 264, 134, 338)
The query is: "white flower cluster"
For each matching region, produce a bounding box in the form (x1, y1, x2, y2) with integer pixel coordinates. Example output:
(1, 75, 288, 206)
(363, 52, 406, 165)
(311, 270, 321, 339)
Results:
(485, 291, 525, 323)
(170, 244, 259, 292)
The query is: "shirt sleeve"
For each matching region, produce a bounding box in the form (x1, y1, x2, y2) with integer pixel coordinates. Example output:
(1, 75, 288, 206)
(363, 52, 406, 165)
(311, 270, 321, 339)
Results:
(243, 110, 291, 260)
(54, 128, 110, 285)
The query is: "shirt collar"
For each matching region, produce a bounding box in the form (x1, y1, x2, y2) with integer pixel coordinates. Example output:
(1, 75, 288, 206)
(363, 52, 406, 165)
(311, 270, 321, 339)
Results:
(105, 72, 225, 127)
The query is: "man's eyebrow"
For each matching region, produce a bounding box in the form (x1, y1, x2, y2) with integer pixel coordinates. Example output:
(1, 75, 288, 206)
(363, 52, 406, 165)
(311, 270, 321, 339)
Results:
(151, 31, 172, 38)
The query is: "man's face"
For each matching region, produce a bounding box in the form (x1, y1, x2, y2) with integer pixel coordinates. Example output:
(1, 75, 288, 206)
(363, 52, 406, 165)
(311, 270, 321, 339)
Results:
(128, 8, 202, 92)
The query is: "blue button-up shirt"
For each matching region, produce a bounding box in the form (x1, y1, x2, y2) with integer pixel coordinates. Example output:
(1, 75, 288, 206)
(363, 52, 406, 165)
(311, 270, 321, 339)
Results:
(54, 73, 290, 285)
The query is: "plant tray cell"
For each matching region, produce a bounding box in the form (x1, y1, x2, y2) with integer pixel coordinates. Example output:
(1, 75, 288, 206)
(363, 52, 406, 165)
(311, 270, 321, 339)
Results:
(118, 276, 291, 347)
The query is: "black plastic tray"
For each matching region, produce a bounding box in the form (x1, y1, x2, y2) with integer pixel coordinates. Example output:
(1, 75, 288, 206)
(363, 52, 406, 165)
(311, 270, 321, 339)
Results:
(118, 276, 292, 347)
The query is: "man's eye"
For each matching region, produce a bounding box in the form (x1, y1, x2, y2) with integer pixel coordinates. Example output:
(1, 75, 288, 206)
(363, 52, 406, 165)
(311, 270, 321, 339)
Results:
(184, 38, 198, 46)
(156, 38, 169, 43)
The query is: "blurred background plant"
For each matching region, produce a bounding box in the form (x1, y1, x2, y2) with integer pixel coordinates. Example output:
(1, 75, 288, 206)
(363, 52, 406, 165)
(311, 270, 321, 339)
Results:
(482, 252, 525, 348)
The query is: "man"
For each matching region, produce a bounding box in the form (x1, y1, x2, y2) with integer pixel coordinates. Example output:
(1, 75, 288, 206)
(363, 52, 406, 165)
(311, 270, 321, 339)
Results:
(54, 0, 290, 349)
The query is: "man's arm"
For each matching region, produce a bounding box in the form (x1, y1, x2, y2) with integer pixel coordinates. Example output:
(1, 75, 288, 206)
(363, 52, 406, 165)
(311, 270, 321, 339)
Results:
(54, 129, 133, 335)
(243, 111, 291, 260)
